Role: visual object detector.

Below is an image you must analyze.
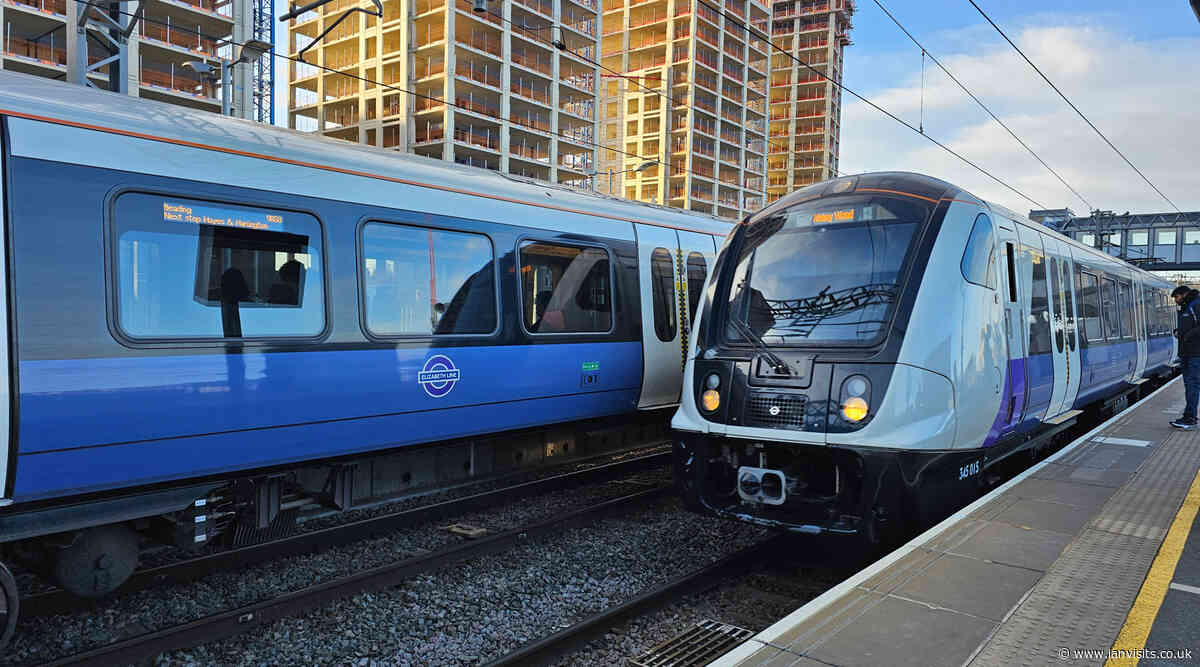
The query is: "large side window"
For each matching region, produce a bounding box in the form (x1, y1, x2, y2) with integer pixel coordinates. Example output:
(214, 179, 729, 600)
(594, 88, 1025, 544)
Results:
(361, 223, 495, 336)
(961, 214, 996, 288)
(650, 248, 677, 342)
(115, 193, 324, 339)
(1101, 277, 1119, 339)
(520, 241, 612, 333)
(1078, 271, 1101, 342)
(686, 252, 707, 325)
(1118, 282, 1134, 338)
(1029, 249, 1052, 355)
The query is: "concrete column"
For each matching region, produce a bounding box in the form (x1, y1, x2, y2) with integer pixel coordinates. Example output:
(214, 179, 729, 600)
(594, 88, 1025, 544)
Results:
(442, 8, 456, 162)
(498, 0, 511, 173)
(231, 0, 253, 117)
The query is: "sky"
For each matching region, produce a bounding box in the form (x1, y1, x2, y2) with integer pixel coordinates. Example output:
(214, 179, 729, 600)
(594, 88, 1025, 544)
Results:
(270, 1, 1200, 216)
(838, 0, 1200, 216)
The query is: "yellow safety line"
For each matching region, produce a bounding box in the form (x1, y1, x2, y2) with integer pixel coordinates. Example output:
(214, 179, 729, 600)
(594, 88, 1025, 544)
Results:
(1106, 464, 1200, 666)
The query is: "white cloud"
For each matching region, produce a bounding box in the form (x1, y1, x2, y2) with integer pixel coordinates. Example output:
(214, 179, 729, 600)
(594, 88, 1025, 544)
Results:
(840, 18, 1200, 216)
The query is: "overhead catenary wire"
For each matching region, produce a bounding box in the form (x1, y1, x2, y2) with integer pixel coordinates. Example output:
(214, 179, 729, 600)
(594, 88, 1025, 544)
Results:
(966, 0, 1179, 213)
(691, 0, 1045, 208)
(871, 0, 1094, 212)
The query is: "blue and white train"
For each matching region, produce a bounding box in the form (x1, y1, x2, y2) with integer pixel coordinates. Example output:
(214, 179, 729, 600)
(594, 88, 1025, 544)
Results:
(672, 172, 1177, 543)
(0, 71, 731, 624)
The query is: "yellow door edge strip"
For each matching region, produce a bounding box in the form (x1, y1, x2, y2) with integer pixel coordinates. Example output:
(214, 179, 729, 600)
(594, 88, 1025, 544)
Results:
(1106, 465, 1200, 667)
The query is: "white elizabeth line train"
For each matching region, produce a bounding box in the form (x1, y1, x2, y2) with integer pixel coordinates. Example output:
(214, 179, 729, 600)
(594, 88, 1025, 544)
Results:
(672, 172, 1176, 543)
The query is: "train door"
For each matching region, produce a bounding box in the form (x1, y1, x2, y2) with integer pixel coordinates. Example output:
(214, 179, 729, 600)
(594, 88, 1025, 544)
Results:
(1058, 244, 1082, 411)
(676, 230, 717, 376)
(1043, 237, 1078, 419)
(1132, 278, 1148, 381)
(0, 122, 9, 502)
(993, 222, 1027, 429)
(1016, 227, 1052, 420)
(636, 224, 683, 409)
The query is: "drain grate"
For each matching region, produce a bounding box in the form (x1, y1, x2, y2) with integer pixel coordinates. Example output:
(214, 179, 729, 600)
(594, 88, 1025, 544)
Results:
(630, 619, 754, 666)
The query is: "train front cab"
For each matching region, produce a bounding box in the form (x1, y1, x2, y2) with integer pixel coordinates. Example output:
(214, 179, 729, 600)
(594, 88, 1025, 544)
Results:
(671, 175, 974, 544)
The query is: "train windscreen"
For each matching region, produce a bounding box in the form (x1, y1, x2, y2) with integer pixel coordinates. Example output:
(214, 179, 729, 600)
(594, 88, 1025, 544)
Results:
(725, 193, 933, 346)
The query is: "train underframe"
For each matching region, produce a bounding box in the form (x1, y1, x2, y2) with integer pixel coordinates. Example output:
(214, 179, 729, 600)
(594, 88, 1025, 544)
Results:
(0, 411, 673, 647)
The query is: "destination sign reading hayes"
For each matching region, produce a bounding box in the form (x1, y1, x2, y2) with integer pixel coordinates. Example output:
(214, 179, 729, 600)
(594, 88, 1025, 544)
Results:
(161, 201, 286, 232)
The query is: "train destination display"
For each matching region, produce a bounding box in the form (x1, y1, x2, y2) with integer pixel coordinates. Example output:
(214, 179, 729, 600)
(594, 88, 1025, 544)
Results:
(162, 201, 286, 232)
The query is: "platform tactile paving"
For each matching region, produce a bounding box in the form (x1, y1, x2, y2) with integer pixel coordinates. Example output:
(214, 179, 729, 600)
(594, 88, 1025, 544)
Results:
(968, 424, 1200, 667)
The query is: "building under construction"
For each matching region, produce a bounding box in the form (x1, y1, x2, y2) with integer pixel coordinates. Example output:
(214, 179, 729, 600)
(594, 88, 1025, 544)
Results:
(288, 0, 602, 187)
(765, 0, 852, 206)
(0, 0, 273, 122)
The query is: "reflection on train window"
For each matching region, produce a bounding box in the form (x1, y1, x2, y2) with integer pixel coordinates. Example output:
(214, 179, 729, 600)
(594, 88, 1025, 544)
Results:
(1059, 258, 1075, 349)
(1101, 277, 1119, 339)
(114, 193, 324, 339)
(686, 252, 707, 325)
(361, 223, 496, 336)
(1028, 250, 1052, 355)
(960, 214, 996, 288)
(520, 242, 611, 333)
(1078, 271, 1101, 342)
(650, 248, 677, 342)
(1118, 282, 1134, 338)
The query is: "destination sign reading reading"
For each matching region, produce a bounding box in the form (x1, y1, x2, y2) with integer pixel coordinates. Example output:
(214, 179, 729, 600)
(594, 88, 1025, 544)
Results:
(162, 201, 286, 232)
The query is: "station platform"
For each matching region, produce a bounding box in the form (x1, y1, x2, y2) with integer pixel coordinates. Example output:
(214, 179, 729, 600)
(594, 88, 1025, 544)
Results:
(713, 377, 1200, 667)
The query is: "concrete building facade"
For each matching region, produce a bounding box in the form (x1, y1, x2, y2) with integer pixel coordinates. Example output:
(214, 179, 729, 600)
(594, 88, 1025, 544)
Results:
(596, 0, 771, 219)
(1, 0, 257, 118)
(288, 0, 601, 187)
(765, 0, 852, 206)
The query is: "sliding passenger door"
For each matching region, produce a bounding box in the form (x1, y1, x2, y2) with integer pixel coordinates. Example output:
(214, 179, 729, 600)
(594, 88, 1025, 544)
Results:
(1132, 279, 1148, 381)
(0, 121, 9, 501)
(1057, 244, 1082, 412)
(994, 222, 1027, 430)
(636, 225, 683, 409)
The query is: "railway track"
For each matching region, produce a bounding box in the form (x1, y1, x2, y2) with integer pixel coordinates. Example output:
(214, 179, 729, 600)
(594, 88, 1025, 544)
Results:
(44, 483, 671, 666)
(482, 535, 789, 667)
(22, 448, 670, 621)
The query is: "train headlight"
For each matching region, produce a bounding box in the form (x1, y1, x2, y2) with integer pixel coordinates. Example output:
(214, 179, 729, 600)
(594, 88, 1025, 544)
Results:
(845, 376, 869, 397)
(701, 389, 721, 412)
(705, 373, 721, 390)
(841, 396, 869, 422)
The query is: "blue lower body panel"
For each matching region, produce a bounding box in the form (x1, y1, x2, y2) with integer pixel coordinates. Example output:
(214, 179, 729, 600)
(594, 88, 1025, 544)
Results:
(14, 342, 642, 501)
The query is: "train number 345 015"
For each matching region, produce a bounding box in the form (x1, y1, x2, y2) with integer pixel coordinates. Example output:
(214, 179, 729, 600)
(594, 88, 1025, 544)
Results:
(958, 461, 981, 481)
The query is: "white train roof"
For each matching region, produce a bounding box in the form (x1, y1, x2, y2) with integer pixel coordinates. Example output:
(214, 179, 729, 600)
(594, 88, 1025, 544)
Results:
(0, 71, 733, 237)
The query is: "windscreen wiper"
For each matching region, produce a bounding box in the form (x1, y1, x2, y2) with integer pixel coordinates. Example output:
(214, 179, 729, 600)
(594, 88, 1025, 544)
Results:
(728, 315, 791, 376)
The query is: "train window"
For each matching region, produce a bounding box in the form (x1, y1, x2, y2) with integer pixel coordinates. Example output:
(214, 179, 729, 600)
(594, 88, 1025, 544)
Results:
(1049, 257, 1063, 348)
(361, 223, 496, 336)
(519, 241, 612, 334)
(961, 214, 996, 288)
(1028, 250, 1052, 355)
(1101, 277, 1119, 339)
(113, 193, 324, 339)
(1060, 259, 1075, 349)
(1118, 282, 1134, 338)
(1078, 272, 1101, 343)
(1005, 243, 1017, 302)
(650, 248, 678, 342)
(686, 252, 707, 325)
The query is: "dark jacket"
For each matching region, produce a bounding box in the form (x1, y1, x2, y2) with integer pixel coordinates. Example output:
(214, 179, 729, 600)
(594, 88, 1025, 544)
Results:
(1177, 290, 1200, 357)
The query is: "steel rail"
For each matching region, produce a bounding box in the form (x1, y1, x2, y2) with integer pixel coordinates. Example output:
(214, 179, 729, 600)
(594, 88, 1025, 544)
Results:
(24, 449, 670, 620)
(48, 486, 671, 666)
(483, 534, 789, 667)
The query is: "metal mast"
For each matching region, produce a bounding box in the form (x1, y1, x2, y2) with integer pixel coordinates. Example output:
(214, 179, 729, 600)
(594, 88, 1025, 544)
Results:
(251, 0, 275, 124)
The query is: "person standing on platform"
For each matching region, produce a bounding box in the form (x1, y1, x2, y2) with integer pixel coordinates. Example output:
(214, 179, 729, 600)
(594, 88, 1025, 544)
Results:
(1171, 284, 1200, 429)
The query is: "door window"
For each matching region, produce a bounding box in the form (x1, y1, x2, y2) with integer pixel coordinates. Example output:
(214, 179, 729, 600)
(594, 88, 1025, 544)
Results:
(686, 252, 707, 325)
(650, 247, 677, 342)
(1028, 250, 1052, 355)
